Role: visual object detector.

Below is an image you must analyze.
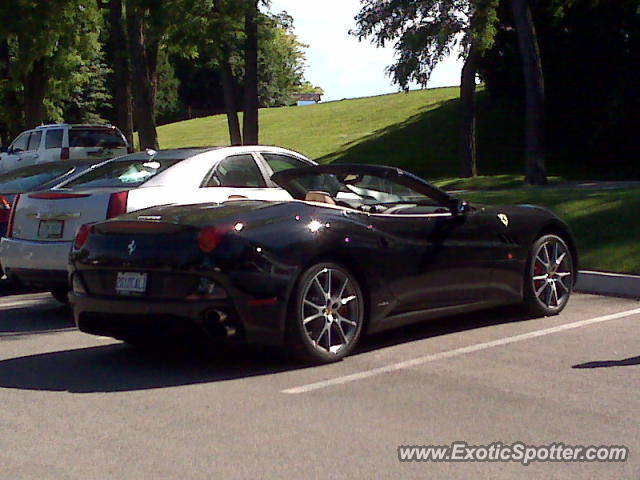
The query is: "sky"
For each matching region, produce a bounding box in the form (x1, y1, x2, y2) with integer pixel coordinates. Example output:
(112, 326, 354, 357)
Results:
(268, 0, 463, 102)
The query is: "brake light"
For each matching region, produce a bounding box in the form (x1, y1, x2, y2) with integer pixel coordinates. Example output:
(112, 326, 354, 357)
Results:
(28, 193, 91, 199)
(6, 194, 20, 238)
(74, 223, 92, 250)
(198, 227, 225, 253)
(60, 147, 70, 160)
(107, 191, 129, 219)
(0, 195, 10, 223)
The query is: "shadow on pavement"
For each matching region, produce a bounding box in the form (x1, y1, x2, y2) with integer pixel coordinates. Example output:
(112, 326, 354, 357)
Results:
(0, 304, 75, 336)
(359, 305, 533, 353)
(0, 305, 535, 393)
(572, 356, 640, 369)
(0, 342, 300, 393)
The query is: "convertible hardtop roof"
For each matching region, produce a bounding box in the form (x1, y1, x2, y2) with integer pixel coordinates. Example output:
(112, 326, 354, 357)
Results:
(272, 163, 455, 206)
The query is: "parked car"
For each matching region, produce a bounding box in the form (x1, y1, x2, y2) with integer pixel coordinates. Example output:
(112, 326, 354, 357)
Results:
(0, 124, 130, 173)
(1, 145, 315, 301)
(68, 164, 577, 364)
(0, 160, 104, 240)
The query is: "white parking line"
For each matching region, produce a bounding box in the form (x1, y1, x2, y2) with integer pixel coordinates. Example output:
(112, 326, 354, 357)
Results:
(0, 299, 53, 310)
(282, 307, 640, 394)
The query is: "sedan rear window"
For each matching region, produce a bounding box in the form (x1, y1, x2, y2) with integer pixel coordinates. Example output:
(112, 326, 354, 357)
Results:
(69, 128, 126, 148)
(63, 159, 181, 188)
(0, 164, 75, 193)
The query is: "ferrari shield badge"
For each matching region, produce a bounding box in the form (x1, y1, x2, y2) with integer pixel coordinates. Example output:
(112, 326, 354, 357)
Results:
(497, 213, 509, 227)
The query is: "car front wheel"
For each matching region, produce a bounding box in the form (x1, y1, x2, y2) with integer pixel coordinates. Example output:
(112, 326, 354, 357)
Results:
(287, 262, 365, 364)
(522, 234, 574, 316)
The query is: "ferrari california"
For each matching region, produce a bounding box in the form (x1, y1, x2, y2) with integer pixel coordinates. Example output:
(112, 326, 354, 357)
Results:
(69, 164, 577, 363)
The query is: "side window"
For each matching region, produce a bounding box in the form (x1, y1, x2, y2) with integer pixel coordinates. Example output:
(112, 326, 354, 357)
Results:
(206, 154, 267, 188)
(45, 129, 64, 149)
(27, 131, 42, 151)
(10, 132, 30, 153)
(262, 153, 309, 173)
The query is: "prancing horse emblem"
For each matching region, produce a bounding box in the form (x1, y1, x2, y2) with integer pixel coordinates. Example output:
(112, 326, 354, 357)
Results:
(127, 240, 137, 255)
(497, 213, 509, 227)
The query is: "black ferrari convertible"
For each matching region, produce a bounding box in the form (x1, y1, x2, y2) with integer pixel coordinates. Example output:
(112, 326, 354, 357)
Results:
(69, 164, 577, 363)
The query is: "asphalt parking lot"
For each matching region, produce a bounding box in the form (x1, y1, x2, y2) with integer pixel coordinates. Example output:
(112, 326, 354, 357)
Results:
(0, 287, 638, 479)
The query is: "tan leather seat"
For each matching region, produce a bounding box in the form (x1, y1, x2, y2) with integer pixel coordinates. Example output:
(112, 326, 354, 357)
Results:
(304, 191, 336, 205)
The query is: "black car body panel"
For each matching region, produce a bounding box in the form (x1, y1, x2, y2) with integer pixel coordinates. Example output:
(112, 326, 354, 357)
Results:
(70, 164, 577, 347)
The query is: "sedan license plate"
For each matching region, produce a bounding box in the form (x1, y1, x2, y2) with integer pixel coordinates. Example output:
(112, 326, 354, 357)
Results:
(37, 220, 64, 239)
(116, 272, 148, 294)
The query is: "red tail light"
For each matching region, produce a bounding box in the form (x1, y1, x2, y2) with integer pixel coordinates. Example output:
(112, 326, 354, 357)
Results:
(60, 147, 70, 160)
(6, 194, 20, 238)
(28, 193, 91, 199)
(107, 191, 129, 219)
(0, 195, 10, 224)
(74, 223, 92, 250)
(198, 226, 225, 253)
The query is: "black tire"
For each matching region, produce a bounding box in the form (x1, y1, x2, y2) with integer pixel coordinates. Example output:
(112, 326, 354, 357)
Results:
(286, 262, 365, 364)
(521, 234, 574, 316)
(50, 288, 70, 304)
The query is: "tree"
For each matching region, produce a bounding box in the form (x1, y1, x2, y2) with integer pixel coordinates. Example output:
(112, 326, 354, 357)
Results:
(511, 0, 546, 184)
(0, 0, 103, 129)
(353, 0, 498, 178)
(126, 0, 163, 150)
(101, 0, 134, 146)
(242, 0, 259, 145)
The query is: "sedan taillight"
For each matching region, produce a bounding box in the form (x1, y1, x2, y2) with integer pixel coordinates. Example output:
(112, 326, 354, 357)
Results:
(0, 195, 10, 224)
(6, 194, 20, 238)
(74, 223, 92, 250)
(107, 191, 129, 219)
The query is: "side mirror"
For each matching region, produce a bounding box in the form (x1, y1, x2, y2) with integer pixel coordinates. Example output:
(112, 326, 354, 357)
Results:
(451, 199, 470, 216)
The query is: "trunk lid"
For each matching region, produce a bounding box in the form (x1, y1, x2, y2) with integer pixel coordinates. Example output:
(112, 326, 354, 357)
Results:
(11, 187, 131, 242)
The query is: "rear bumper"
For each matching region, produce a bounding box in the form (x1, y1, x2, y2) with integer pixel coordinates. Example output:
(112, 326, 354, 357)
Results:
(0, 237, 72, 271)
(69, 288, 285, 347)
(0, 237, 71, 287)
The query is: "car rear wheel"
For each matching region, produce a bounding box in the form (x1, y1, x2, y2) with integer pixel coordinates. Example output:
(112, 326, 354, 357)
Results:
(287, 262, 365, 364)
(522, 234, 574, 316)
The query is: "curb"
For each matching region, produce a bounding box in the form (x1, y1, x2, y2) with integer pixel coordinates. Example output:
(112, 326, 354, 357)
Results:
(576, 270, 640, 299)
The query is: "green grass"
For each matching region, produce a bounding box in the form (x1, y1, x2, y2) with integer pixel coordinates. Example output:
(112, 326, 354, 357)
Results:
(157, 87, 640, 274)
(158, 87, 525, 180)
(458, 187, 640, 274)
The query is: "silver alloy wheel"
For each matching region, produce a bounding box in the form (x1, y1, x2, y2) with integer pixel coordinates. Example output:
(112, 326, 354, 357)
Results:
(531, 237, 572, 309)
(300, 267, 360, 355)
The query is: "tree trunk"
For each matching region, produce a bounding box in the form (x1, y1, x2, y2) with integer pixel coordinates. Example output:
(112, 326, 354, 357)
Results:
(126, 5, 159, 150)
(23, 58, 48, 129)
(511, 0, 547, 185)
(242, 0, 259, 145)
(459, 48, 478, 178)
(108, 0, 134, 147)
(221, 56, 242, 145)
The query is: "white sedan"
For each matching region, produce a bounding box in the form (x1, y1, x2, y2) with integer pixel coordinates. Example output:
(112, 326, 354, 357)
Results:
(0, 145, 315, 301)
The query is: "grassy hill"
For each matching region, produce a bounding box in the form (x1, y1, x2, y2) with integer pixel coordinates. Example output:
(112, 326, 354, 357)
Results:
(158, 87, 524, 180)
(157, 87, 640, 274)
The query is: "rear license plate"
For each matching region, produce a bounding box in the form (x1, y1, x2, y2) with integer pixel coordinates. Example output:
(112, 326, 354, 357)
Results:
(116, 272, 148, 294)
(37, 220, 64, 239)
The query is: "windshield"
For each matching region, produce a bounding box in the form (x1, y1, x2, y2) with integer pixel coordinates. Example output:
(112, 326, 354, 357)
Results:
(63, 158, 181, 189)
(0, 164, 76, 193)
(288, 172, 437, 208)
(70, 128, 126, 148)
